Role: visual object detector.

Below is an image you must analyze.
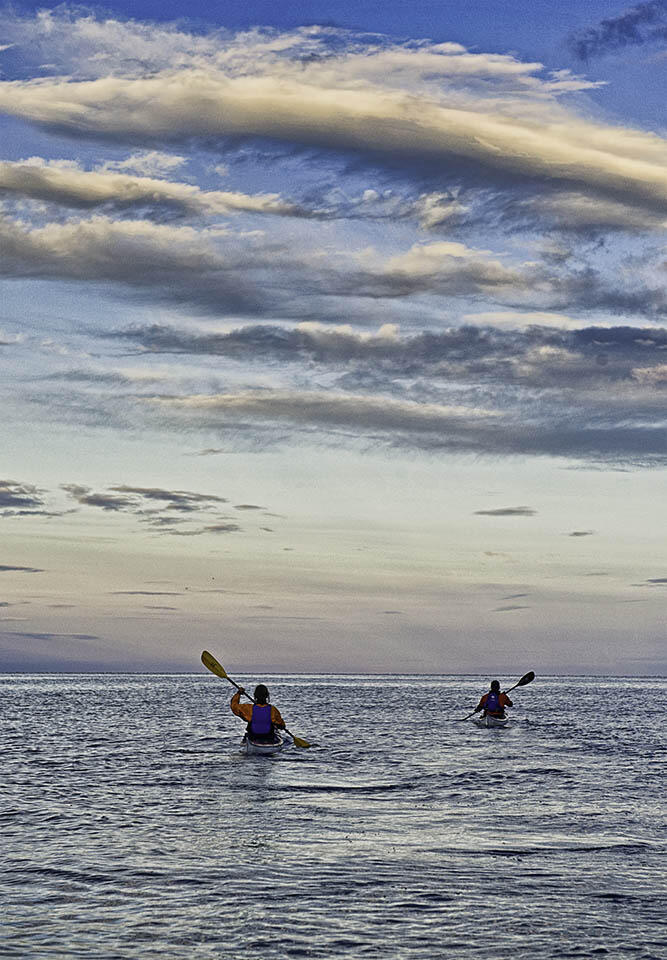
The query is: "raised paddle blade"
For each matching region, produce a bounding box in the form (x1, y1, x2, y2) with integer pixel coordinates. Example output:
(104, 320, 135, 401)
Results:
(517, 670, 535, 687)
(201, 650, 228, 679)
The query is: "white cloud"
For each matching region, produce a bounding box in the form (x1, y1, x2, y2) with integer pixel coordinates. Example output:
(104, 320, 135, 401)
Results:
(0, 20, 665, 220)
(100, 151, 188, 178)
(0, 158, 305, 218)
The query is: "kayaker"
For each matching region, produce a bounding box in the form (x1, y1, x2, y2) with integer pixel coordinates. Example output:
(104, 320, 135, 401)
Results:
(475, 680, 513, 718)
(230, 684, 286, 743)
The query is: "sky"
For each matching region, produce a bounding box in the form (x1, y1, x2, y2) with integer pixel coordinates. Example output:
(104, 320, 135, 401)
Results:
(0, 0, 665, 675)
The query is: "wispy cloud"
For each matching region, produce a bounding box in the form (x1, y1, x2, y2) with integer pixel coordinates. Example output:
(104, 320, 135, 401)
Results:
(570, 1, 667, 61)
(475, 506, 537, 517)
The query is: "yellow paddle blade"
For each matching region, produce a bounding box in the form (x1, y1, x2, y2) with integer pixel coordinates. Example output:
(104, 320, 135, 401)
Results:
(284, 727, 310, 748)
(201, 650, 228, 679)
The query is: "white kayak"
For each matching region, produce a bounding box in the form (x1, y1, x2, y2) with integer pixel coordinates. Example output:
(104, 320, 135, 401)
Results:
(240, 733, 292, 756)
(473, 714, 510, 729)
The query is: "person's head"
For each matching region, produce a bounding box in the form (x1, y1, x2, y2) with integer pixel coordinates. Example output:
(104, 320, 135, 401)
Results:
(254, 683, 270, 704)
(490, 680, 500, 692)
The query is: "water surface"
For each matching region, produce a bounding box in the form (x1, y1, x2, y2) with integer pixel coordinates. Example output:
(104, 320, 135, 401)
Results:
(2, 674, 665, 958)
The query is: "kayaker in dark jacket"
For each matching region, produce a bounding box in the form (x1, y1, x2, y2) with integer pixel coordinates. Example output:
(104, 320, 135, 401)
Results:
(230, 684, 286, 743)
(475, 680, 513, 718)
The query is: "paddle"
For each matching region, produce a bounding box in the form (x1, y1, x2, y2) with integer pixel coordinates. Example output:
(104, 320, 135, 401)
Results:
(200, 650, 311, 748)
(457, 670, 535, 721)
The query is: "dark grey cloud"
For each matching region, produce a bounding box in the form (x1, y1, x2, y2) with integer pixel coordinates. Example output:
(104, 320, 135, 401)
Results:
(567, 530, 595, 537)
(494, 604, 530, 611)
(501, 593, 529, 600)
(167, 522, 241, 536)
(108, 322, 667, 390)
(155, 384, 667, 465)
(110, 484, 227, 507)
(569, 1, 667, 61)
(110, 590, 183, 596)
(234, 503, 264, 510)
(475, 507, 537, 517)
(0, 564, 44, 573)
(0, 479, 45, 510)
(1, 631, 99, 641)
(59, 481, 244, 535)
(61, 484, 137, 511)
(0, 480, 64, 519)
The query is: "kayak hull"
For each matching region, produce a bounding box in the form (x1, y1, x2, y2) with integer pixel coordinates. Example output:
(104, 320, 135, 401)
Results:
(240, 734, 288, 755)
(473, 714, 510, 728)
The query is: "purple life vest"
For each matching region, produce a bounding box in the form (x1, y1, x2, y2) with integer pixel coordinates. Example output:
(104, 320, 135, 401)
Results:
(249, 703, 272, 735)
(485, 691, 501, 714)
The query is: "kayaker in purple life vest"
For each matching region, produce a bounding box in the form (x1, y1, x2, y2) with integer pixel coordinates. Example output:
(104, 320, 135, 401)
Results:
(474, 680, 513, 719)
(230, 683, 286, 743)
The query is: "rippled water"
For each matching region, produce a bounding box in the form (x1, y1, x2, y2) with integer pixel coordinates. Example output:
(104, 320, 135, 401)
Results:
(2, 674, 665, 959)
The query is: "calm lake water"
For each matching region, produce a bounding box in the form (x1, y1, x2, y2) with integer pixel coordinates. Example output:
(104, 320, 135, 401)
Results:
(1, 674, 665, 959)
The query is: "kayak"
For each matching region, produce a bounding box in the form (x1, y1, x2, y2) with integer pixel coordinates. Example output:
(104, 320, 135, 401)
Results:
(473, 714, 510, 729)
(240, 733, 291, 756)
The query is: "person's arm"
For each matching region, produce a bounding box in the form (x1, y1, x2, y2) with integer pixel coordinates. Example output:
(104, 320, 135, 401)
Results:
(271, 705, 285, 729)
(501, 693, 513, 708)
(474, 693, 487, 713)
(230, 690, 252, 721)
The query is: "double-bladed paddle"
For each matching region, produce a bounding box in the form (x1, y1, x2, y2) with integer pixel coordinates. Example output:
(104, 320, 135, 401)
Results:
(457, 670, 535, 721)
(201, 650, 311, 748)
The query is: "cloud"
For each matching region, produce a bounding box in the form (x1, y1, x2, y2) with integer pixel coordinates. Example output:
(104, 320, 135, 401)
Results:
(109, 484, 227, 507)
(0, 564, 44, 573)
(0, 158, 308, 219)
(0, 17, 665, 224)
(494, 604, 530, 611)
(474, 506, 537, 516)
(110, 321, 667, 385)
(151, 389, 499, 436)
(111, 590, 183, 596)
(0, 479, 47, 514)
(61, 483, 138, 511)
(569, 1, 667, 61)
(567, 530, 595, 537)
(57, 480, 250, 536)
(167, 522, 241, 535)
(0, 213, 550, 320)
(141, 371, 667, 463)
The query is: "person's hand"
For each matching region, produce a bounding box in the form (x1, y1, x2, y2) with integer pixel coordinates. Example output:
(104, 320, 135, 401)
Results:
(237, 687, 246, 696)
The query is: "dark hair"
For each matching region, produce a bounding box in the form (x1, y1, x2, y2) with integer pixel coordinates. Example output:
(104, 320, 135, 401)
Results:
(490, 680, 500, 691)
(254, 684, 269, 704)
